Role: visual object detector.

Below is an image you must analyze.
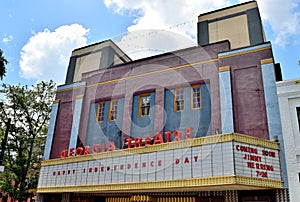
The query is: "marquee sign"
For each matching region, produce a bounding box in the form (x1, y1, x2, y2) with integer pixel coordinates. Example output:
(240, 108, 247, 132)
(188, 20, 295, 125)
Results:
(38, 133, 282, 190)
(234, 142, 280, 179)
(60, 128, 193, 158)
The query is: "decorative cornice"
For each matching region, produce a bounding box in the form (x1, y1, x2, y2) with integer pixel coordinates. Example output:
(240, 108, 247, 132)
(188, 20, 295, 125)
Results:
(76, 95, 84, 100)
(218, 45, 271, 59)
(37, 176, 283, 193)
(219, 66, 230, 72)
(52, 100, 60, 104)
(260, 58, 274, 65)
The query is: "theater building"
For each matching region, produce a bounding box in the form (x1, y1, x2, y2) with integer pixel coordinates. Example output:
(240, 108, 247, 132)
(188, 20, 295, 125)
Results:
(37, 1, 289, 202)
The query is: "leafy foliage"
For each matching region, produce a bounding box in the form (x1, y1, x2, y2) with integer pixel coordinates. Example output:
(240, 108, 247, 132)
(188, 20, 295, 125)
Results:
(0, 80, 56, 201)
(0, 174, 19, 201)
(0, 49, 8, 80)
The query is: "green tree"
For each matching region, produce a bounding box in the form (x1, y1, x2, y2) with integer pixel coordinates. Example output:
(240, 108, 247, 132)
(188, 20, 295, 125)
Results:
(0, 80, 56, 201)
(0, 49, 8, 80)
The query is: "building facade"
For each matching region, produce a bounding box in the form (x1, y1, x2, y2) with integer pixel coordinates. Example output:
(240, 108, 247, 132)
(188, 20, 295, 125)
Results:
(37, 1, 289, 202)
(277, 79, 300, 202)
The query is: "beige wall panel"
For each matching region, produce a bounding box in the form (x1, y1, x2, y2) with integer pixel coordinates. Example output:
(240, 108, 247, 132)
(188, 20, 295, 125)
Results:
(114, 54, 125, 65)
(208, 15, 250, 49)
(73, 51, 101, 82)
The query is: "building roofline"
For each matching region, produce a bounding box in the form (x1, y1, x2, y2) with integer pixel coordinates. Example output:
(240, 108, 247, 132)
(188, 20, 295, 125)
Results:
(94, 40, 230, 70)
(72, 39, 112, 52)
(71, 39, 132, 62)
(198, 1, 257, 18)
(277, 78, 300, 87)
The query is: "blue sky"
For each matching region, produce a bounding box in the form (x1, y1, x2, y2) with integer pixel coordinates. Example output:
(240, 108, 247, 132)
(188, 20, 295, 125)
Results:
(0, 0, 299, 86)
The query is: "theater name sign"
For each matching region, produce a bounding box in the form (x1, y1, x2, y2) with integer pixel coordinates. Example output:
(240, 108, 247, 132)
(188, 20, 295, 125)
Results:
(37, 133, 283, 193)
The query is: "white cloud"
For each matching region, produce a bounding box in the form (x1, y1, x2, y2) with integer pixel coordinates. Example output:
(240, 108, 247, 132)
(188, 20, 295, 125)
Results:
(254, 0, 300, 46)
(19, 24, 89, 84)
(105, 0, 232, 59)
(105, 0, 231, 38)
(114, 29, 197, 60)
(2, 35, 13, 43)
(105, 0, 300, 47)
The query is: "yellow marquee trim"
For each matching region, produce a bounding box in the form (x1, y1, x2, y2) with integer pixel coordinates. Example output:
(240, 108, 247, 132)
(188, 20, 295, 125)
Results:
(130, 195, 156, 202)
(28, 189, 37, 194)
(41, 133, 279, 166)
(37, 176, 282, 193)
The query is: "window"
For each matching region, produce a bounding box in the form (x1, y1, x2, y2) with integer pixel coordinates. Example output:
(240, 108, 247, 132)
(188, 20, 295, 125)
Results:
(297, 155, 300, 163)
(191, 85, 202, 109)
(174, 88, 184, 112)
(109, 100, 118, 121)
(96, 102, 105, 122)
(139, 94, 151, 117)
(297, 107, 300, 131)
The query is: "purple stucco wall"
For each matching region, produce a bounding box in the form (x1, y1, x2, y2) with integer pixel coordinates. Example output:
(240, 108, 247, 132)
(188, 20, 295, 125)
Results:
(50, 41, 274, 159)
(219, 47, 273, 139)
